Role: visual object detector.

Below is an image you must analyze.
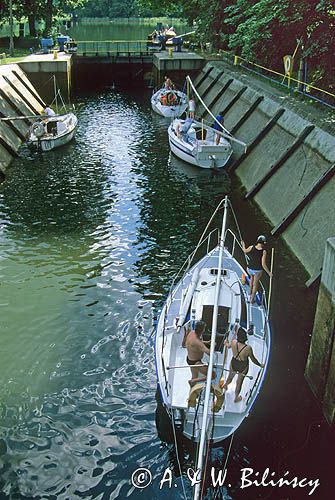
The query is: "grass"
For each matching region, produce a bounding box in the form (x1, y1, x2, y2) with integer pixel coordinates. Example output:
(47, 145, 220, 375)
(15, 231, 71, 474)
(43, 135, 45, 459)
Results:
(0, 49, 30, 64)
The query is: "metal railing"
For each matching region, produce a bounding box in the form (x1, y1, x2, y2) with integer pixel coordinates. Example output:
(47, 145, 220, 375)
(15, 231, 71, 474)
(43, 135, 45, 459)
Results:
(159, 223, 272, 412)
(219, 50, 335, 110)
(76, 40, 151, 56)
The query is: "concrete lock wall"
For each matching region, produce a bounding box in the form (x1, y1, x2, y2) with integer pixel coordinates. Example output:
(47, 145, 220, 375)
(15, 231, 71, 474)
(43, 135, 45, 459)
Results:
(0, 63, 45, 175)
(305, 238, 335, 424)
(195, 62, 335, 282)
(19, 55, 72, 104)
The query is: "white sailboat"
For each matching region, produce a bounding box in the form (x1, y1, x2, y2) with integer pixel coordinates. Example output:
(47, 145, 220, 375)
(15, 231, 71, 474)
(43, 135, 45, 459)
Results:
(168, 76, 246, 168)
(27, 76, 78, 152)
(27, 113, 77, 152)
(168, 117, 233, 168)
(155, 196, 271, 498)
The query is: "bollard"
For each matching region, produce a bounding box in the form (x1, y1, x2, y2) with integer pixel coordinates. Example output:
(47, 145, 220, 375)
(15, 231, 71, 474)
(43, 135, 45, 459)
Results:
(53, 49, 58, 60)
(168, 47, 173, 58)
(233, 55, 239, 66)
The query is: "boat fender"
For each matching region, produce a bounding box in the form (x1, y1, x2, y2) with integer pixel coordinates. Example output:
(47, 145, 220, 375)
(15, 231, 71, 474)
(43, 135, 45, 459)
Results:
(188, 383, 205, 408)
(32, 122, 45, 138)
(188, 383, 224, 413)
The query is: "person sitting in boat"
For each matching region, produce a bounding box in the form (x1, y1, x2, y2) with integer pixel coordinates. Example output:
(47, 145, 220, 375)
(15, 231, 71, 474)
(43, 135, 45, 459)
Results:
(212, 111, 225, 145)
(241, 235, 273, 304)
(222, 327, 264, 402)
(164, 76, 174, 90)
(182, 320, 215, 387)
(176, 117, 194, 141)
(160, 94, 168, 106)
(167, 92, 177, 105)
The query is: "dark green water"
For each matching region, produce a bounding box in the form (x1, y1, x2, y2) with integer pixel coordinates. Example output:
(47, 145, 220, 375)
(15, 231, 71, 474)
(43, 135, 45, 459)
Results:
(68, 20, 189, 42)
(0, 87, 332, 499)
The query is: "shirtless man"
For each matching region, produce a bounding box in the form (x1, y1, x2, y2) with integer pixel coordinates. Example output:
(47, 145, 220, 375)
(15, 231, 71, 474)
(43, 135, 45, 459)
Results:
(183, 320, 215, 387)
(223, 327, 264, 402)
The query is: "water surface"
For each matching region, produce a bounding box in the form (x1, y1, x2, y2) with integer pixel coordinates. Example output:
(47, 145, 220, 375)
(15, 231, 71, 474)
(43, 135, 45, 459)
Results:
(0, 87, 332, 499)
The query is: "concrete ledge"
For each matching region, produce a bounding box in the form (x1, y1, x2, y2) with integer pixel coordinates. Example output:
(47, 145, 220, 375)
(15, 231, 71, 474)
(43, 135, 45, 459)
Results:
(153, 51, 205, 72)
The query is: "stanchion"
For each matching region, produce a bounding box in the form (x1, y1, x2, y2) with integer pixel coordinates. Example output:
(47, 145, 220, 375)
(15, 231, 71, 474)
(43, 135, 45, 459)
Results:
(267, 247, 275, 315)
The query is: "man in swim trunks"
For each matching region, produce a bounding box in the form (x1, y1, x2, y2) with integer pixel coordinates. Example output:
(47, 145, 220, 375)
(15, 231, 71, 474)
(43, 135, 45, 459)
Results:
(223, 327, 264, 403)
(183, 320, 215, 387)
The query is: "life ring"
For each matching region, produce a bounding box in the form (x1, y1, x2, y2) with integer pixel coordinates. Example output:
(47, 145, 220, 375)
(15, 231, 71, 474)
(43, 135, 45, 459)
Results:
(188, 383, 225, 413)
(32, 122, 45, 138)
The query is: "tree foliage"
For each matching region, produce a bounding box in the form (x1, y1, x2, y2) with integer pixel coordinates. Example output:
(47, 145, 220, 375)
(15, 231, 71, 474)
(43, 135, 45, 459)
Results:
(139, 0, 334, 89)
(0, 1, 88, 35)
(80, 0, 141, 18)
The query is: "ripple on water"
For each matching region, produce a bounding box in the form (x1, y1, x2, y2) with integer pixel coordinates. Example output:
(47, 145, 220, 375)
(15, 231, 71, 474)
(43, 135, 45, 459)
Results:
(0, 89, 235, 498)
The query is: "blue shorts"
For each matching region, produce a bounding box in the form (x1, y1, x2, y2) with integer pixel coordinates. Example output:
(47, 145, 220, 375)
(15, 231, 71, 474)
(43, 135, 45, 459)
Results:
(247, 268, 262, 276)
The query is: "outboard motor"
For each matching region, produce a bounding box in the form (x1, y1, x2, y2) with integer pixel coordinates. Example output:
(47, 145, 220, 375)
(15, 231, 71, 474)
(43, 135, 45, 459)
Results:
(173, 409, 185, 430)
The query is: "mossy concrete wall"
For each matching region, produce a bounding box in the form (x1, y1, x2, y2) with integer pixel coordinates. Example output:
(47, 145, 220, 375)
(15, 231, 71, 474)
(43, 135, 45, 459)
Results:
(0, 63, 45, 176)
(194, 62, 335, 282)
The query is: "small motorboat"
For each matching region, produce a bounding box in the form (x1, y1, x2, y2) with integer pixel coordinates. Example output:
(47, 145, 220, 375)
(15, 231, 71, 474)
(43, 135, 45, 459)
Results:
(27, 112, 78, 152)
(155, 196, 272, 498)
(168, 117, 233, 168)
(151, 88, 188, 118)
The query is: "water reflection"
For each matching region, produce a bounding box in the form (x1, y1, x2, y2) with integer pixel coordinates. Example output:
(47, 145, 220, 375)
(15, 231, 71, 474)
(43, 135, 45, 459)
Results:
(69, 21, 190, 42)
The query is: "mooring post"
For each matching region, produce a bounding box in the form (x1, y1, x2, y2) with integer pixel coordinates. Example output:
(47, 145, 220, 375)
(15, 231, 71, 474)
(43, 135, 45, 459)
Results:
(305, 238, 335, 425)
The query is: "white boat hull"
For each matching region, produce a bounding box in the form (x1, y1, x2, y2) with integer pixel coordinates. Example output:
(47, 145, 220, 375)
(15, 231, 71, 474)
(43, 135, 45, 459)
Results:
(155, 245, 271, 443)
(28, 113, 78, 152)
(168, 119, 233, 169)
(151, 89, 188, 118)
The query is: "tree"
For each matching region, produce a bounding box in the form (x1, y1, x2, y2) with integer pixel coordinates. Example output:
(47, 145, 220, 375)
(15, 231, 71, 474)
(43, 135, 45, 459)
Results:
(0, 1, 89, 37)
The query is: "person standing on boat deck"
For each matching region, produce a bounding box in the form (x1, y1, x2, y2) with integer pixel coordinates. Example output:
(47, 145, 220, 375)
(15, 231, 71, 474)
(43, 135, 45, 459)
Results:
(44, 105, 55, 117)
(164, 76, 174, 90)
(43, 105, 56, 134)
(223, 327, 264, 402)
(188, 97, 196, 118)
(241, 235, 272, 304)
(176, 117, 194, 141)
(212, 111, 225, 145)
(182, 320, 215, 387)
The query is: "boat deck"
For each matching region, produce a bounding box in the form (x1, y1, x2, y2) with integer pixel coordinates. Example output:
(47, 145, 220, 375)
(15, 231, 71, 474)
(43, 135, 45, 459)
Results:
(156, 244, 270, 441)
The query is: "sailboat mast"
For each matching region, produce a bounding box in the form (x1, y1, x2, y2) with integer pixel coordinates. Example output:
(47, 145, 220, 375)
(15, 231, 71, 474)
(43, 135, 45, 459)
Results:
(186, 75, 246, 148)
(194, 195, 228, 500)
(53, 75, 58, 114)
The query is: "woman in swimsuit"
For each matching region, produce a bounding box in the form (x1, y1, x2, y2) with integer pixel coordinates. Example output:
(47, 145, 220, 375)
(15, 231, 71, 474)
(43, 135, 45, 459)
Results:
(241, 235, 273, 304)
(223, 327, 264, 403)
